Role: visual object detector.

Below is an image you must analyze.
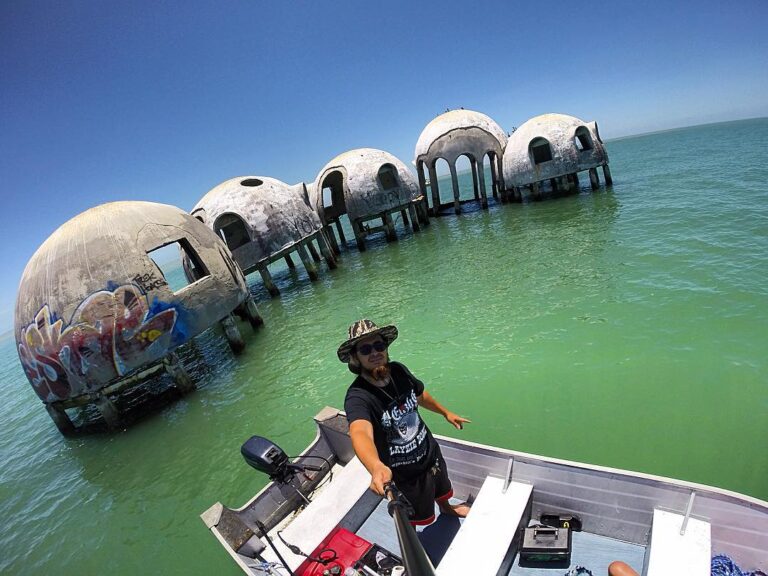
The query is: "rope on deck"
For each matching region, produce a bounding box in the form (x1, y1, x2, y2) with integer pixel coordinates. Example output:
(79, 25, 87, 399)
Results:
(711, 554, 767, 576)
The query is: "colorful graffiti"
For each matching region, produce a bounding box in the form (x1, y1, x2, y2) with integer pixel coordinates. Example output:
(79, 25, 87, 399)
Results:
(18, 284, 178, 403)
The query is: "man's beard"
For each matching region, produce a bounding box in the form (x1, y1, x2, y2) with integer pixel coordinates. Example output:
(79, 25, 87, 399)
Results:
(371, 364, 390, 380)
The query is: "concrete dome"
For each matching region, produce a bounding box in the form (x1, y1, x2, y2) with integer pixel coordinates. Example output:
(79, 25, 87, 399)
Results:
(503, 113, 608, 187)
(414, 109, 508, 163)
(311, 148, 419, 222)
(15, 201, 249, 404)
(192, 176, 322, 272)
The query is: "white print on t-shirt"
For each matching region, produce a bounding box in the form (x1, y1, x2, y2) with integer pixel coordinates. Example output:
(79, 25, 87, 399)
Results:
(380, 390, 428, 468)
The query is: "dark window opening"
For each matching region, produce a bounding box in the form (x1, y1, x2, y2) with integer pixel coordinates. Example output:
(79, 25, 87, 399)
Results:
(214, 213, 250, 251)
(240, 178, 263, 187)
(377, 164, 399, 190)
(530, 138, 553, 164)
(575, 127, 593, 151)
(320, 170, 346, 215)
(148, 239, 209, 293)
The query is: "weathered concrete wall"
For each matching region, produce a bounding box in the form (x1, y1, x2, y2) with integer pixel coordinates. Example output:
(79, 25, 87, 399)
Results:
(15, 201, 249, 404)
(192, 176, 322, 272)
(503, 113, 608, 187)
(311, 148, 419, 223)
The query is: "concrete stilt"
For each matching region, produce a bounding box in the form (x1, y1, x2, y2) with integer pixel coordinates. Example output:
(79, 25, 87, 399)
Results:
(490, 158, 500, 199)
(382, 212, 397, 242)
(407, 203, 420, 232)
(243, 295, 264, 328)
(165, 352, 195, 393)
(324, 225, 340, 255)
(571, 172, 580, 191)
(316, 231, 338, 269)
(297, 244, 319, 280)
(334, 220, 347, 244)
(603, 164, 613, 186)
(352, 220, 366, 251)
(471, 160, 480, 200)
(306, 240, 321, 263)
(284, 254, 296, 269)
(46, 403, 75, 436)
(428, 164, 440, 217)
(589, 168, 600, 190)
(550, 178, 559, 193)
(449, 163, 461, 214)
(400, 209, 410, 228)
(259, 266, 280, 297)
(95, 394, 121, 429)
(532, 182, 542, 201)
(221, 314, 245, 354)
(478, 163, 488, 209)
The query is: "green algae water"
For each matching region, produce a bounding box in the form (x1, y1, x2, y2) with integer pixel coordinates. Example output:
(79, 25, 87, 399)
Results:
(1, 119, 766, 574)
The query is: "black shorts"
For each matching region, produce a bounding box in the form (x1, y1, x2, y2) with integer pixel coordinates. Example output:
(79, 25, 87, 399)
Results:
(393, 450, 453, 526)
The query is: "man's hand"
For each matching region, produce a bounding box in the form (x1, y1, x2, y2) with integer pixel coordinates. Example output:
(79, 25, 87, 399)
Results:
(445, 411, 471, 430)
(370, 462, 393, 496)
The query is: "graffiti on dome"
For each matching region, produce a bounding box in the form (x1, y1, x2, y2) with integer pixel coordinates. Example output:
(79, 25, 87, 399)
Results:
(18, 283, 182, 403)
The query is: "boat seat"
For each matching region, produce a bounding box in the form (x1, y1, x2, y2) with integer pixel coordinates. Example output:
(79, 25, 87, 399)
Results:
(644, 508, 711, 576)
(437, 476, 533, 576)
(261, 456, 371, 570)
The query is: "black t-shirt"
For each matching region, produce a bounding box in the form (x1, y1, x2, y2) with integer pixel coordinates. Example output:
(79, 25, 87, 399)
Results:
(344, 361, 438, 479)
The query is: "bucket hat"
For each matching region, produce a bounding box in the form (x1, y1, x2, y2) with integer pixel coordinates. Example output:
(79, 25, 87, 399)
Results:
(337, 319, 398, 363)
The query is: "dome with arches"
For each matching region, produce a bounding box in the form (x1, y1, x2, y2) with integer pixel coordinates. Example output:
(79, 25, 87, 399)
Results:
(414, 109, 507, 212)
(192, 176, 322, 272)
(503, 113, 608, 187)
(310, 148, 420, 224)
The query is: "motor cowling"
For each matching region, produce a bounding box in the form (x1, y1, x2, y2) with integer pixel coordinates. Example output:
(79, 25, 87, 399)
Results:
(241, 436, 290, 481)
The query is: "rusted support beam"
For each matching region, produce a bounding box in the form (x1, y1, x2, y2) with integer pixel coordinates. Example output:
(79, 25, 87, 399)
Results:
(400, 209, 410, 228)
(258, 266, 279, 297)
(352, 220, 366, 251)
(284, 254, 296, 269)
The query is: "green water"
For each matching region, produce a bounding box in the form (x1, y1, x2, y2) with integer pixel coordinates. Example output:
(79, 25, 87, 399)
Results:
(0, 119, 766, 574)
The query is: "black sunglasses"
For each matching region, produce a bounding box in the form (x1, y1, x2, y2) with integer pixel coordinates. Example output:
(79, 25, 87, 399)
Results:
(357, 341, 387, 356)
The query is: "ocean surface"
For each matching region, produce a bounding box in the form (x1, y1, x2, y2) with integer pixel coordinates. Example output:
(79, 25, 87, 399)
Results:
(1, 119, 766, 574)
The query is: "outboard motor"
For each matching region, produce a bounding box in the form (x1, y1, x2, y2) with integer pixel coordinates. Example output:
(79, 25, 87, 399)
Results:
(241, 436, 292, 482)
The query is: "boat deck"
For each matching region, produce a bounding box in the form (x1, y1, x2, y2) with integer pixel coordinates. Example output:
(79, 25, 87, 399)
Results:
(356, 498, 646, 575)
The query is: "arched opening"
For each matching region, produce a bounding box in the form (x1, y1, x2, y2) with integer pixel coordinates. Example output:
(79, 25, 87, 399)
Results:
(434, 158, 451, 206)
(377, 164, 399, 191)
(320, 170, 347, 218)
(575, 126, 593, 151)
(213, 213, 250, 251)
(455, 154, 475, 201)
(529, 137, 553, 165)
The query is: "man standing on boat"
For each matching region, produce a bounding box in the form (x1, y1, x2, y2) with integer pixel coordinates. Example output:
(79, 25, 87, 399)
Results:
(339, 319, 471, 526)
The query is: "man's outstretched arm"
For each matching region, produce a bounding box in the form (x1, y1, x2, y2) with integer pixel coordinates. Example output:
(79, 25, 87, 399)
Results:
(349, 419, 391, 496)
(418, 390, 471, 430)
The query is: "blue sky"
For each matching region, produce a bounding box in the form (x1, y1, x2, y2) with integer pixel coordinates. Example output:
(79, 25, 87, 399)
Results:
(2, 0, 767, 333)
